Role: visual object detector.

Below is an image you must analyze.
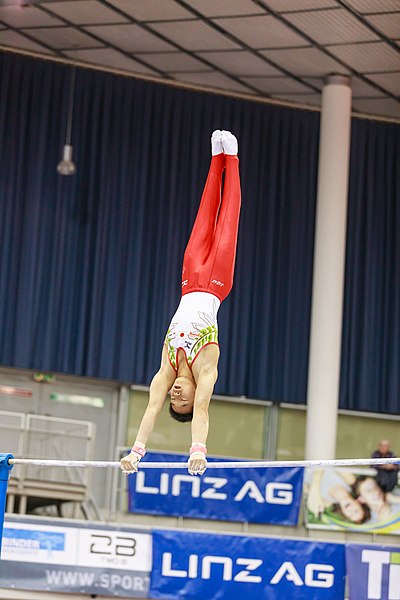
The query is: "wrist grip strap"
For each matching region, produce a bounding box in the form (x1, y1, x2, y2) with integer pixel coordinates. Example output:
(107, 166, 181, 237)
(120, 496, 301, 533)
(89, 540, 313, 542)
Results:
(190, 444, 207, 456)
(131, 445, 146, 458)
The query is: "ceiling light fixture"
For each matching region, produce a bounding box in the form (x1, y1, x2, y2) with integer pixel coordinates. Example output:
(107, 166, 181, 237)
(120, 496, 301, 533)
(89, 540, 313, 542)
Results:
(57, 67, 76, 176)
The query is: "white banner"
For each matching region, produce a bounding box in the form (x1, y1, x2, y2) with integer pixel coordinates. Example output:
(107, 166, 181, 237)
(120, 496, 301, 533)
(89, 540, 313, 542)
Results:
(0, 517, 151, 598)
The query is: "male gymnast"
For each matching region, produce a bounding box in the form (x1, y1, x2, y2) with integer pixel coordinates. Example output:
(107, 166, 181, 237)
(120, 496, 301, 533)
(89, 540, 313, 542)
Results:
(121, 130, 241, 476)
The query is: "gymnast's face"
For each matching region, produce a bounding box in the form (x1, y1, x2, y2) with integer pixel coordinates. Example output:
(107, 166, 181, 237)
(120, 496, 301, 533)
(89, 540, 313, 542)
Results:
(169, 377, 195, 413)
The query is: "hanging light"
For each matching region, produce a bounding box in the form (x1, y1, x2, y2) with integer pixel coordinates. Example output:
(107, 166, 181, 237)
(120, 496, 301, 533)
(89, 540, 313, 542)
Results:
(57, 67, 76, 176)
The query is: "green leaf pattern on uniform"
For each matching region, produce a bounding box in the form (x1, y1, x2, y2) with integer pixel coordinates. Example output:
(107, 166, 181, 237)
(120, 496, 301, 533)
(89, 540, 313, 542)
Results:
(164, 299, 219, 369)
(165, 327, 177, 369)
(189, 324, 218, 364)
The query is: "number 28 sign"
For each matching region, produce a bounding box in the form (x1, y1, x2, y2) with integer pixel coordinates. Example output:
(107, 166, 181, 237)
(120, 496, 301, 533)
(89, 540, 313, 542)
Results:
(77, 528, 151, 571)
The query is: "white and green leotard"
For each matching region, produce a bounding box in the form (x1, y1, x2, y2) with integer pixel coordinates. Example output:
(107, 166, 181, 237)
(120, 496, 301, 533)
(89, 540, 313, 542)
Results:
(164, 292, 220, 372)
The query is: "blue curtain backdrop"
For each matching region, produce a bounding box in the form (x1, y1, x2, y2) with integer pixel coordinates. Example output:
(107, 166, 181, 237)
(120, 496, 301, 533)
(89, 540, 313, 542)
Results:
(340, 119, 400, 414)
(0, 51, 318, 404)
(0, 52, 399, 413)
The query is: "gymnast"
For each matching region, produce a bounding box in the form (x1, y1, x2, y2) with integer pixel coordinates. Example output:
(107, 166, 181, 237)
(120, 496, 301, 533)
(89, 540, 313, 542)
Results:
(121, 130, 241, 476)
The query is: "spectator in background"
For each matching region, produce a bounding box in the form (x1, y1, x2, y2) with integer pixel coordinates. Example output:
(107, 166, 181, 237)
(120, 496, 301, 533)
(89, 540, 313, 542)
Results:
(371, 440, 399, 493)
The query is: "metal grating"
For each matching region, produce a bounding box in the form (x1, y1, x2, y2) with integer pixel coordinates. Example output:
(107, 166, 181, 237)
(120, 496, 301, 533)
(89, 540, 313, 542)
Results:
(0, 0, 398, 119)
(260, 47, 348, 76)
(241, 76, 312, 94)
(368, 72, 400, 96)
(148, 19, 240, 51)
(0, 411, 95, 487)
(23, 414, 94, 486)
(264, 0, 337, 11)
(350, 76, 387, 98)
(137, 50, 206, 73)
(188, 0, 265, 18)
(64, 47, 157, 74)
(0, 4, 62, 26)
(213, 15, 308, 48)
(365, 13, 400, 38)
(328, 41, 400, 72)
(0, 411, 25, 456)
(197, 50, 282, 77)
(84, 23, 176, 53)
(106, 0, 193, 22)
(25, 25, 104, 49)
(284, 8, 379, 44)
(0, 28, 54, 53)
(343, 0, 400, 14)
(172, 69, 251, 93)
(47, 0, 130, 25)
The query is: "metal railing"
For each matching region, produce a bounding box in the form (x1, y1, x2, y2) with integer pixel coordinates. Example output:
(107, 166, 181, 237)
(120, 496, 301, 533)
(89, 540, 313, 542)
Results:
(0, 410, 97, 518)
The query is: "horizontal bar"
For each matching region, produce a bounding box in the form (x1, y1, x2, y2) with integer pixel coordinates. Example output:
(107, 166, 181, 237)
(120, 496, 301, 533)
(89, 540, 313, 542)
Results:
(8, 458, 400, 469)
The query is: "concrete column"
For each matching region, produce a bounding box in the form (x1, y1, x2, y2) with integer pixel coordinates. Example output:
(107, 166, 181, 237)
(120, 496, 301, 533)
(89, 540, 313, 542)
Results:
(305, 75, 352, 460)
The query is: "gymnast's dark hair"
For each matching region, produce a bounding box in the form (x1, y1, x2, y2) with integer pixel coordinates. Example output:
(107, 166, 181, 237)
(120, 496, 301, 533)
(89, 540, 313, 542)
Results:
(169, 403, 193, 423)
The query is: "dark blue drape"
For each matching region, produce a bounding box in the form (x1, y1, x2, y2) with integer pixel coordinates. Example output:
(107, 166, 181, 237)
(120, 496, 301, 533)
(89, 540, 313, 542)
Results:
(0, 51, 318, 405)
(2, 52, 400, 415)
(340, 119, 400, 414)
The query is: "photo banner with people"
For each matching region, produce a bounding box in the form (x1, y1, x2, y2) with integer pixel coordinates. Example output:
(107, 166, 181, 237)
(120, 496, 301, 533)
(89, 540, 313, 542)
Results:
(127, 451, 304, 526)
(304, 468, 400, 535)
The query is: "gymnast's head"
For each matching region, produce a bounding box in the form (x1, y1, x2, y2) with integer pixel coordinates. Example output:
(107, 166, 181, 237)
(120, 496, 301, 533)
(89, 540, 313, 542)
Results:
(169, 376, 195, 422)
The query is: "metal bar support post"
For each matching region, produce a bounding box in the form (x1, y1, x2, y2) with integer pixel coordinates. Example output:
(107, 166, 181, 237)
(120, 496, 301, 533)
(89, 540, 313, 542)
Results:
(0, 454, 13, 557)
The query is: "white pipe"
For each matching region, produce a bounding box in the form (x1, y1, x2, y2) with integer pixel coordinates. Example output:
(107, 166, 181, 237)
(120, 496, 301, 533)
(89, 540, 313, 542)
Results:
(306, 74, 352, 460)
(8, 458, 399, 469)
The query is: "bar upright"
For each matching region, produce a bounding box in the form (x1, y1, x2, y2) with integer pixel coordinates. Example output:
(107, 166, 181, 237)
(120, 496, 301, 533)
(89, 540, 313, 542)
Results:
(0, 453, 13, 557)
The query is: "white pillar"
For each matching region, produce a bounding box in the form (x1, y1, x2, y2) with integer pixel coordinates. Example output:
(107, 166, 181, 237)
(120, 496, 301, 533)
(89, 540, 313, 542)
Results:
(305, 75, 352, 460)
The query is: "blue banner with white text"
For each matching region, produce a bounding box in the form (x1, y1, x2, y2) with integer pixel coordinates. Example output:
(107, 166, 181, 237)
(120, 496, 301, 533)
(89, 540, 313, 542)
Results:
(127, 451, 303, 525)
(150, 529, 346, 600)
(346, 543, 400, 600)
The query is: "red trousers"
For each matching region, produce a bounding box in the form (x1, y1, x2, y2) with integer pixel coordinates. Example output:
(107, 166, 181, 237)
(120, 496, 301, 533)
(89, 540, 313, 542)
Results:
(181, 154, 241, 302)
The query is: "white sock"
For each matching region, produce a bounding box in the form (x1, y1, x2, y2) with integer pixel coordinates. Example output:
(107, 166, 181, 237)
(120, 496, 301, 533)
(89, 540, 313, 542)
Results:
(211, 129, 223, 155)
(221, 130, 238, 155)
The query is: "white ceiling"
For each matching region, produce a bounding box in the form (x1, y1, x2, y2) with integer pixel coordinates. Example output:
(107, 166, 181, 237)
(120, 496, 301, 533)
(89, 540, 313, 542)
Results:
(0, 0, 399, 119)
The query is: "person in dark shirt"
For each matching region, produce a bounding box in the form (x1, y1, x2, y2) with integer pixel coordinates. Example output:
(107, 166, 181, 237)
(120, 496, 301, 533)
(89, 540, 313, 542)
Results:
(371, 440, 400, 493)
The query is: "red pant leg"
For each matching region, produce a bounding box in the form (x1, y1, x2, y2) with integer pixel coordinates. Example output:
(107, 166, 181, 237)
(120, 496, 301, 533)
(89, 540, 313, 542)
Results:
(182, 154, 225, 293)
(201, 156, 241, 301)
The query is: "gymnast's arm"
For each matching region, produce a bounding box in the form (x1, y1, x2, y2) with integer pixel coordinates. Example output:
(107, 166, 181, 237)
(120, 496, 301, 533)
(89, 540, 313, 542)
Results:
(191, 367, 217, 444)
(120, 348, 175, 473)
(188, 354, 219, 475)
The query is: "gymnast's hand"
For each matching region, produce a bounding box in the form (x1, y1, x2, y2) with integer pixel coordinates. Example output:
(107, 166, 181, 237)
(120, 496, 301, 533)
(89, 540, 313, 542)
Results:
(188, 444, 207, 476)
(120, 443, 146, 474)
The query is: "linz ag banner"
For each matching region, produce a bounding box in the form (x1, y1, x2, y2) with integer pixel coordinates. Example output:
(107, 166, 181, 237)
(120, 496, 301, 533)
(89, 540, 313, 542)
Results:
(346, 543, 400, 600)
(150, 529, 346, 600)
(128, 451, 303, 526)
(0, 517, 151, 598)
